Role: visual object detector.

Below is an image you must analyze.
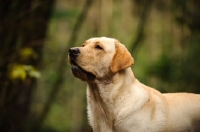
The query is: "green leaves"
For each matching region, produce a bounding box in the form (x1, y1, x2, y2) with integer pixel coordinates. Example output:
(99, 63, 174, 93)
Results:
(9, 63, 41, 81)
(19, 48, 38, 61)
(8, 48, 40, 81)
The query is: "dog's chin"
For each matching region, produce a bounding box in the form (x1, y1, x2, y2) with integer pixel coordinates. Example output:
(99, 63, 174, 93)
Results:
(71, 65, 96, 81)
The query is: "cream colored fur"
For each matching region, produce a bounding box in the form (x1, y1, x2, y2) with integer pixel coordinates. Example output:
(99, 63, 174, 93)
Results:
(69, 37, 200, 132)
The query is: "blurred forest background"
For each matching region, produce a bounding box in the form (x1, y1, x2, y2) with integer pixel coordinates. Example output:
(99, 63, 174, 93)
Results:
(0, 0, 200, 131)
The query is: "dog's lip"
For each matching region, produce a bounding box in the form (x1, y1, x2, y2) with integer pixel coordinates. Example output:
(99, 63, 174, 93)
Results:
(69, 58, 77, 66)
(69, 58, 96, 80)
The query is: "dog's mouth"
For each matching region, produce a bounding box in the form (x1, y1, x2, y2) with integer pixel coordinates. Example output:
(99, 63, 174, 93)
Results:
(69, 59, 96, 81)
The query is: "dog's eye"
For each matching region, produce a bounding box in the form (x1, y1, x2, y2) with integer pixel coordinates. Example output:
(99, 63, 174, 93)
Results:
(82, 44, 85, 47)
(95, 45, 103, 50)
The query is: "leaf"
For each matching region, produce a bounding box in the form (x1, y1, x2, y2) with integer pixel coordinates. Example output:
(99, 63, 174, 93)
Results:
(28, 67, 41, 78)
(9, 64, 27, 80)
(23, 65, 41, 78)
(19, 48, 38, 61)
(9, 64, 41, 81)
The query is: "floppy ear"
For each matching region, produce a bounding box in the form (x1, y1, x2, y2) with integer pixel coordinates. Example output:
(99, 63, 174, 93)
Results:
(111, 40, 134, 73)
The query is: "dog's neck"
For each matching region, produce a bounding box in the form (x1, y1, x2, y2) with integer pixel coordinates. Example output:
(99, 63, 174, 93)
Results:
(86, 67, 138, 131)
(88, 67, 136, 103)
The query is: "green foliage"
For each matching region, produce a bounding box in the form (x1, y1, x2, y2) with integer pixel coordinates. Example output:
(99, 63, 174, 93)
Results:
(145, 35, 200, 93)
(9, 63, 41, 81)
(8, 47, 40, 81)
(52, 10, 79, 19)
(19, 48, 38, 61)
(146, 54, 176, 82)
(172, 0, 200, 32)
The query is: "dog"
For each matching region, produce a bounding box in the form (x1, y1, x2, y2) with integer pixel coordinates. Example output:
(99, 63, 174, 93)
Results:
(68, 37, 200, 132)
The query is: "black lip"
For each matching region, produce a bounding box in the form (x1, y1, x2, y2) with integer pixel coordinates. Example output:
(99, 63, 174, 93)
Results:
(71, 65, 96, 81)
(69, 57, 96, 81)
(70, 58, 77, 66)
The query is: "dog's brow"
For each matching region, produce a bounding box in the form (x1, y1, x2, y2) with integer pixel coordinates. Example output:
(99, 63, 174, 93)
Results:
(95, 41, 101, 45)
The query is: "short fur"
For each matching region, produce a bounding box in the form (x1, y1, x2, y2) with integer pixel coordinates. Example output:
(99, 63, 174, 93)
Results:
(68, 37, 200, 132)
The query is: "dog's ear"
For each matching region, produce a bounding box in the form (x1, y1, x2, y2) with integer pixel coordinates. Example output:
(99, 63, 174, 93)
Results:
(111, 40, 134, 73)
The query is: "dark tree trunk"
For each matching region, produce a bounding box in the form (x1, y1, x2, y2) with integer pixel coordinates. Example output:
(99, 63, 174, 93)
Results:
(0, 0, 54, 131)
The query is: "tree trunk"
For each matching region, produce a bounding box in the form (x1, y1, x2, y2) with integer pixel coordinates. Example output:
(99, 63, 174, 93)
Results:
(0, 0, 54, 131)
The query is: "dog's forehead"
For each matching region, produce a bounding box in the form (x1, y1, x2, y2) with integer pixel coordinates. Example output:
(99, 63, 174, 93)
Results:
(86, 37, 116, 51)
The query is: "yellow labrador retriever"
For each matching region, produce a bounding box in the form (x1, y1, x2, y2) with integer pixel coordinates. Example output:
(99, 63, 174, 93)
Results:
(68, 37, 200, 132)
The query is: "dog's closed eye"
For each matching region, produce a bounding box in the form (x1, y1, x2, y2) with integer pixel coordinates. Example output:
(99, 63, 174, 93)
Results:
(95, 45, 103, 50)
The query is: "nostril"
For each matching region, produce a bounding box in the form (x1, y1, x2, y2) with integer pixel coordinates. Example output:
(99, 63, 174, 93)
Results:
(73, 49, 80, 55)
(69, 48, 80, 56)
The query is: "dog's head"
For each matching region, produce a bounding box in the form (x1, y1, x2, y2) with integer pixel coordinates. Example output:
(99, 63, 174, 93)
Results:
(68, 37, 134, 82)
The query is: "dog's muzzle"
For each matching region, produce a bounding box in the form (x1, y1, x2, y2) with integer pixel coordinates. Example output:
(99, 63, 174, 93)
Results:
(68, 48, 96, 81)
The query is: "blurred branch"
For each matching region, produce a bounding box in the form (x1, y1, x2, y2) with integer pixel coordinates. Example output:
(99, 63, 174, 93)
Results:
(130, 0, 153, 53)
(32, 0, 94, 131)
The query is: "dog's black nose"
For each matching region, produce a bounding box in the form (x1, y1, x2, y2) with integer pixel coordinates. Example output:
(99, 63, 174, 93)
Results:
(69, 48, 80, 57)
